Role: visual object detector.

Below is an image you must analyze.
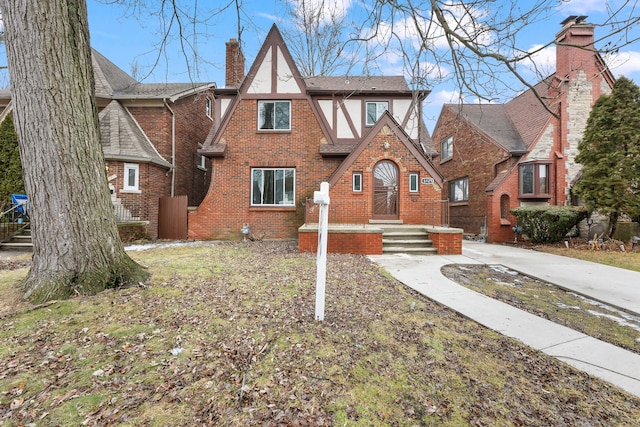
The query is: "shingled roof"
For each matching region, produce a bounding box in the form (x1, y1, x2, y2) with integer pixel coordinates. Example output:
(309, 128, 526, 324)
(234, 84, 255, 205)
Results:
(445, 103, 528, 154)
(99, 100, 171, 168)
(91, 49, 215, 100)
(304, 76, 412, 93)
(505, 79, 558, 149)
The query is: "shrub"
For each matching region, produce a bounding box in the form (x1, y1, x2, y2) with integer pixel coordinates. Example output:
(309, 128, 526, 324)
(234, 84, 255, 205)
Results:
(510, 206, 588, 243)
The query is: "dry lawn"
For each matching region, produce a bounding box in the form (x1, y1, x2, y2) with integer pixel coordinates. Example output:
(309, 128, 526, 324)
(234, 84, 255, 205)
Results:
(1, 242, 640, 426)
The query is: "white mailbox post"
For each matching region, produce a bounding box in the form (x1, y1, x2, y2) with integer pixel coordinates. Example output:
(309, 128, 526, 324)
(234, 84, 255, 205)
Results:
(313, 182, 330, 321)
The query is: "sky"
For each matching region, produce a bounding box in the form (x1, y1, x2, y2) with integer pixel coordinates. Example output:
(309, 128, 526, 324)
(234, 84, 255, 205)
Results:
(12, 1, 640, 133)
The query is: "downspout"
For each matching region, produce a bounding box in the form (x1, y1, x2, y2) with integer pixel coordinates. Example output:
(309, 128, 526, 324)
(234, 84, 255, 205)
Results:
(164, 99, 176, 197)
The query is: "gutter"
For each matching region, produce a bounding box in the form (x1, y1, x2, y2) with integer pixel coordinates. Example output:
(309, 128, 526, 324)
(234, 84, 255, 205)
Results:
(163, 99, 176, 197)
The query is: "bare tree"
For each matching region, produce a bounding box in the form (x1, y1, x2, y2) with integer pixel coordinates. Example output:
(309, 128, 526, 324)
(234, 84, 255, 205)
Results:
(353, 0, 640, 107)
(279, 0, 360, 77)
(0, 0, 148, 303)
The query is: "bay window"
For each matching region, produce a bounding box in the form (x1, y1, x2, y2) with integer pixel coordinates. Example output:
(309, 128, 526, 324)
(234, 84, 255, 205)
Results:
(519, 161, 551, 197)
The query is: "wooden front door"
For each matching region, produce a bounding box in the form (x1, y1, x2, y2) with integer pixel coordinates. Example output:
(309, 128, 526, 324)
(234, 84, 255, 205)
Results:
(373, 160, 399, 219)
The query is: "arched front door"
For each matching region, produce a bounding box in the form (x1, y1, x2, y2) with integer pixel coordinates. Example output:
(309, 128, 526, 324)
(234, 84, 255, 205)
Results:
(373, 160, 399, 219)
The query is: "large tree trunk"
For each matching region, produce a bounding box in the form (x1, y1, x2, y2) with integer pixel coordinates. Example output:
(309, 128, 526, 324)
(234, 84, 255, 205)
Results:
(0, 0, 148, 303)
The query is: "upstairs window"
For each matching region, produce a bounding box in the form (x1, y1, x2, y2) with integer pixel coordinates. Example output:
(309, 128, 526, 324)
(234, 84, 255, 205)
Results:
(441, 136, 453, 162)
(258, 101, 291, 130)
(366, 101, 388, 126)
(519, 161, 551, 198)
(251, 168, 295, 206)
(198, 154, 206, 170)
(205, 97, 212, 118)
(449, 177, 468, 202)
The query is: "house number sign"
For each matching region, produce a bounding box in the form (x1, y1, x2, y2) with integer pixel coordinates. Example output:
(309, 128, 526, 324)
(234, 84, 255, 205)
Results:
(421, 178, 434, 184)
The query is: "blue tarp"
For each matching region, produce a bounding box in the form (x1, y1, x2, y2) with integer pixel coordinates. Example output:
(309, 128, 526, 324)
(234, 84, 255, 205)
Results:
(11, 194, 28, 214)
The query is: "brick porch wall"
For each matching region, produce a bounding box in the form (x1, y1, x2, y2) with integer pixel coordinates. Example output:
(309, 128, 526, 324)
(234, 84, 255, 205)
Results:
(298, 229, 383, 255)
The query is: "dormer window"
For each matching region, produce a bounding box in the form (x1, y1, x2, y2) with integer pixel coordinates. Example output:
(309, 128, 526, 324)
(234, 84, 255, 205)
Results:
(258, 100, 291, 130)
(366, 101, 388, 126)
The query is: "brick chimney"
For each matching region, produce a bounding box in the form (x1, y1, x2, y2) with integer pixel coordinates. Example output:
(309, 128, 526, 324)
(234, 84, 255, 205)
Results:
(553, 17, 613, 207)
(555, 16, 595, 82)
(225, 38, 245, 87)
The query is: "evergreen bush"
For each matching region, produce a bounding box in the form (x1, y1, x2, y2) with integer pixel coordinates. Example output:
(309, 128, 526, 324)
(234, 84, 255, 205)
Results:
(510, 206, 588, 243)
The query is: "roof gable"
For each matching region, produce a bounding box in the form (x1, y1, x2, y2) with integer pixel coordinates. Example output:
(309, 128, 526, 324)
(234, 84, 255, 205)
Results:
(91, 49, 138, 97)
(92, 49, 215, 100)
(242, 25, 305, 96)
(445, 104, 527, 154)
(328, 111, 443, 187)
(99, 100, 171, 168)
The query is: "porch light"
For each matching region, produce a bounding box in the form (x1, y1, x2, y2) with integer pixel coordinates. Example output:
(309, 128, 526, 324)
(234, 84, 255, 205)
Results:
(383, 141, 390, 149)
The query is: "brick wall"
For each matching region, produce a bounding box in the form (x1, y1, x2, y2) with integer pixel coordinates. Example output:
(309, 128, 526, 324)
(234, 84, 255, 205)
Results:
(427, 228, 462, 255)
(171, 92, 214, 205)
(189, 98, 341, 240)
(326, 124, 443, 225)
(298, 230, 383, 255)
(107, 160, 171, 238)
(431, 106, 509, 234)
(485, 170, 520, 243)
(128, 90, 214, 207)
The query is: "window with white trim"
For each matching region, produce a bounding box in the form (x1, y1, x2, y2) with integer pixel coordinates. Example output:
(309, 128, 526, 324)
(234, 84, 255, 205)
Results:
(441, 136, 453, 162)
(198, 154, 206, 170)
(409, 173, 419, 192)
(353, 172, 363, 192)
(123, 163, 139, 191)
(251, 168, 295, 206)
(258, 101, 291, 130)
(205, 97, 212, 118)
(449, 177, 468, 202)
(366, 101, 389, 125)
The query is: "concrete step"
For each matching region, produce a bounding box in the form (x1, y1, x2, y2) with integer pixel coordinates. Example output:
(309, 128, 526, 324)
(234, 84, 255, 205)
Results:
(383, 238, 433, 247)
(381, 226, 436, 255)
(383, 246, 438, 255)
(1, 241, 33, 251)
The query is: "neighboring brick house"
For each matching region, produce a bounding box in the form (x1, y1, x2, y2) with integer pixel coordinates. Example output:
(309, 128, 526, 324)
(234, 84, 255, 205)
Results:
(0, 50, 216, 239)
(431, 17, 615, 242)
(189, 25, 452, 253)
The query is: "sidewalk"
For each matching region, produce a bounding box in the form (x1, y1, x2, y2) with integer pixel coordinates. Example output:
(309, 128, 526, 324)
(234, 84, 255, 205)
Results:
(370, 241, 640, 399)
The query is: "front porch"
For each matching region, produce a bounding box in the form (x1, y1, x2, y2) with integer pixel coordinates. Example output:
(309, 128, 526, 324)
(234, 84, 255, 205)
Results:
(298, 222, 463, 255)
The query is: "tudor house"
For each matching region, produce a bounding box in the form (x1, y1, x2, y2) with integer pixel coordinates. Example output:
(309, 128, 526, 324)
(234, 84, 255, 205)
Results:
(432, 17, 615, 242)
(189, 25, 461, 254)
(0, 50, 216, 239)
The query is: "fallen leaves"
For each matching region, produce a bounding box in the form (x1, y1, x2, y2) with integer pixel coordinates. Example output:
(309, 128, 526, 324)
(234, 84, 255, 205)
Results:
(0, 241, 639, 425)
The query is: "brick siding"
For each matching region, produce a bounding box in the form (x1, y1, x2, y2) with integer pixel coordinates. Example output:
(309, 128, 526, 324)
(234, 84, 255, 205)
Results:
(298, 230, 383, 255)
